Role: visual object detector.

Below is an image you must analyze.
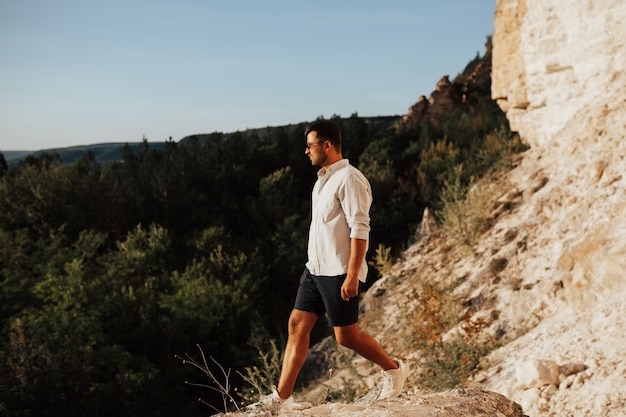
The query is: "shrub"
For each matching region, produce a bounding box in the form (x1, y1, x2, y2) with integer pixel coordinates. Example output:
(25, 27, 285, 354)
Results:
(410, 270, 499, 391)
(238, 338, 283, 405)
(370, 243, 394, 278)
(438, 166, 492, 251)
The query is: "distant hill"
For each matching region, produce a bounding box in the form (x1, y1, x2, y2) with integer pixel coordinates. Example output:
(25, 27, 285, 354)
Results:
(178, 116, 400, 145)
(2, 115, 400, 170)
(2, 142, 166, 169)
(2, 150, 33, 163)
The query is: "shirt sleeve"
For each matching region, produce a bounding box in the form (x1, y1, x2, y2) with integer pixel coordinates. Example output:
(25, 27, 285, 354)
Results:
(339, 171, 372, 240)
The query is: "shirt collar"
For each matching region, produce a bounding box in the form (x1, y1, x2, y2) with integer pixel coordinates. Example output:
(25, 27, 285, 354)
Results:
(317, 159, 349, 178)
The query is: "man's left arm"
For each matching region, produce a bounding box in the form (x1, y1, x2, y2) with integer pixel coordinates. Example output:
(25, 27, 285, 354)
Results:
(341, 237, 368, 301)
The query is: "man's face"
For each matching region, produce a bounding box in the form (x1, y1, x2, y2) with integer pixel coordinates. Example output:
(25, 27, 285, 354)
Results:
(305, 131, 328, 167)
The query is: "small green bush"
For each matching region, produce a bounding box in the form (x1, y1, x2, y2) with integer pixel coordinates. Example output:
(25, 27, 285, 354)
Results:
(439, 166, 492, 251)
(370, 243, 394, 278)
(410, 270, 499, 391)
(238, 338, 283, 404)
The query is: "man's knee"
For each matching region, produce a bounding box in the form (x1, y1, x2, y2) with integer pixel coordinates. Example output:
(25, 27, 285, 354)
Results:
(334, 324, 360, 349)
(287, 310, 317, 336)
(287, 316, 302, 335)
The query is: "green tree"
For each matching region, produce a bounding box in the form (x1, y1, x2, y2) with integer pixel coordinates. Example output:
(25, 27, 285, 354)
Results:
(416, 139, 461, 208)
(0, 229, 165, 417)
(160, 226, 267, 383)
(0, 153, 7, 178)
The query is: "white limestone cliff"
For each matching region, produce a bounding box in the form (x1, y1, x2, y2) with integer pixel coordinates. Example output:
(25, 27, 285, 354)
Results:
(470, 0, 626, 415)
(492, 0, 626, 148)
(353, 1, 626, 415)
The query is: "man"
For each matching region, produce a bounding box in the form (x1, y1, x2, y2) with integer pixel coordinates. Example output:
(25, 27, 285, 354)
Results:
(250, 120, 408, 410)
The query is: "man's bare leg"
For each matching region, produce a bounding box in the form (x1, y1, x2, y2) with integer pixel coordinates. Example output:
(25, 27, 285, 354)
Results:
(333, 323, 398, 370)
(276, 309, 318, 399)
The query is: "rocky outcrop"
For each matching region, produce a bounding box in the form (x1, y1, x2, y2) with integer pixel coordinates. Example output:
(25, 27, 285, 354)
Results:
(403, 36, 493, 131)
(492, 0, 626, 148)
(236, 389, 525, 417)
(402, 75, 460, 128)
(350, 2, 626, 416)
(488, 0, 626, 314)
(469, 1, 626, 415)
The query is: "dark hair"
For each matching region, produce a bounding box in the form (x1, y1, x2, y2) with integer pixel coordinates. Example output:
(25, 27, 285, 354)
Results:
(304, 120, 342, 151)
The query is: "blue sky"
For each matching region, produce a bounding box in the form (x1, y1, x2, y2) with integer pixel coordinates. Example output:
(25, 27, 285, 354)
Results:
(0, 1, 495, 151)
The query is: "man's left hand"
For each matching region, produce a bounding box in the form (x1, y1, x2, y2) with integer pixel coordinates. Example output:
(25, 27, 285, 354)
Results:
(341, 276, 359, 301)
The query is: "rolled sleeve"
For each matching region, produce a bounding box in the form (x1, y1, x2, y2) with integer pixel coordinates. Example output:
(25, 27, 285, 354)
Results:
(349, 221, 371, 240)
(341, 172, 372, 240)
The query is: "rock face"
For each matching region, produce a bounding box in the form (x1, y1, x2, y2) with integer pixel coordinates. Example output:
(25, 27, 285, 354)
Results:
(490, 0, 626, 310)
(492, 0, 626, 148)
(469, 1, 626, 416)
(357, 2, 626, 416)
(237, 389, 525, 417)
(402, 45, 494, 131)
(403, 75, 460, 128)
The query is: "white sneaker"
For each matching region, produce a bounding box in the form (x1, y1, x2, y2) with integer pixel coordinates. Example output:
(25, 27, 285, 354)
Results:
(246, 388, 293, 411)
(378, 359, 409, 400)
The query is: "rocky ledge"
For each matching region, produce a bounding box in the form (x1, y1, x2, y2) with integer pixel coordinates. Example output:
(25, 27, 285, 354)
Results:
(228, 389, 525, 417)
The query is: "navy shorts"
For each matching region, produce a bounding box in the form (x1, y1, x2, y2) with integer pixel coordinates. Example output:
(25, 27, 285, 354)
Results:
(293, 268, 359, 327)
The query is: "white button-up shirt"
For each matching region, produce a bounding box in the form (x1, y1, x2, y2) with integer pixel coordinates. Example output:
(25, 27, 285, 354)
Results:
(305, 159, 372, 282)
